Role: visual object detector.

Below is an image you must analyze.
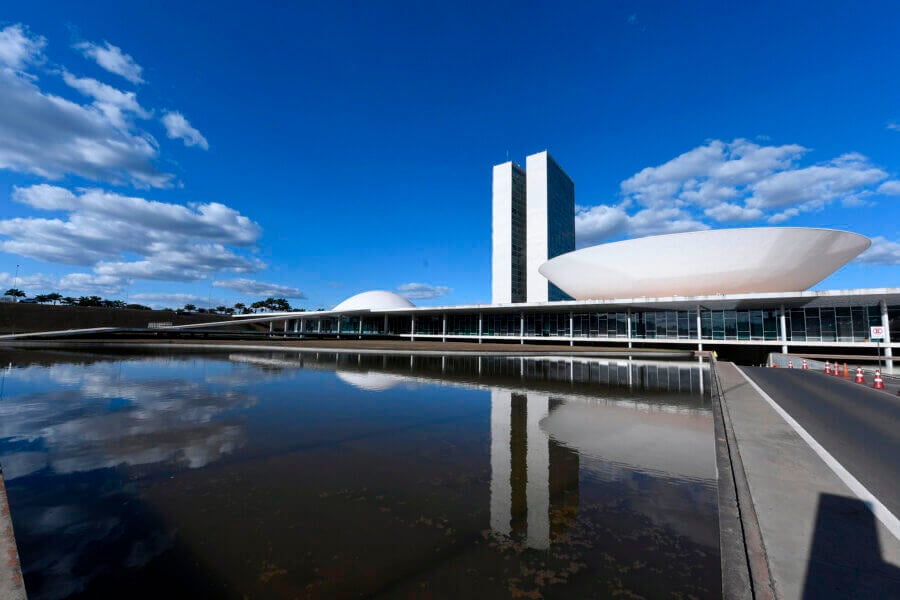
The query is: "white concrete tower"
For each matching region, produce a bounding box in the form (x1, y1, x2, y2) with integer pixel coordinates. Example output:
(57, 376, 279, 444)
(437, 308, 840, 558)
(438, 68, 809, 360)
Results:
(492, 161, 527, 304)
(525, 151, 575, 303)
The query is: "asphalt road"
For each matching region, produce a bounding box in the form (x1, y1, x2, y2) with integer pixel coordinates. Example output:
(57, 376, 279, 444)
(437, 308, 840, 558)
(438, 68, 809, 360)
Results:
(741, 367, 900, 518)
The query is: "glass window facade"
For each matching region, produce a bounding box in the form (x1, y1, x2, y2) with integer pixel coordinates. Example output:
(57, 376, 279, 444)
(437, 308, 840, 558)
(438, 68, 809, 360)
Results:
(298, 303, 897, 344)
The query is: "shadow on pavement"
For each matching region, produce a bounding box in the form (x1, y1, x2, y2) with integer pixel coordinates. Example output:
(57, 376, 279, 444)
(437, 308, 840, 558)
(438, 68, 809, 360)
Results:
(802, 493, 900, 598)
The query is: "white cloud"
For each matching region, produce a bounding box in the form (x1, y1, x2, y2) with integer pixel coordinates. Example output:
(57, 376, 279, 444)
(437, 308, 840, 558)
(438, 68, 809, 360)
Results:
(856, 236, 900, 266)
(576, 138, 896, 244)
(396, 282, 451, 300)
(888, 122, 900, 132)
(57, 273, 127, 295)
(704, 203, 763, 222)
(0, 271, 57, 292)
(0, 24, 44, 70)
(1, 184, 263, 283)
(75, 40, 144, 84)
(212, 278, 304, 298)
(62, 71, 150, 129)
(574, 204, 629, 247)
(877, 180, 900, 195)
(162, 111, 208, 150)
(0, 26, 171, 187)
(131, 293, 228, 309)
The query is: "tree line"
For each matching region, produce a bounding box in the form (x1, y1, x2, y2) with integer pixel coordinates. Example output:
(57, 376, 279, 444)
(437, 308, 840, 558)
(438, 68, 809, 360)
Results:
(3, 288, 298, 314)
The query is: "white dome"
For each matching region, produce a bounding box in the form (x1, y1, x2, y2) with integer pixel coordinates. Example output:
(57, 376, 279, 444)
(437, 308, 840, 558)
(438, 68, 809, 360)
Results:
(332, 290, 415, 312)
(539, 227, 870, 300)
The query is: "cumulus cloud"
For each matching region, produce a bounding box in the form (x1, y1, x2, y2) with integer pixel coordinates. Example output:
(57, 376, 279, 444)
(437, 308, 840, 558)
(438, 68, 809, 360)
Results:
(131, 292, 228, 308)
(1, 184, 263, 283)
(396, 282, 451, 300)
(57, 273, 128, 295)
(0, 25, 170, 187)
(877, 180, 900, 195)
(75, 40, 144, 84)
(576, 138, 896, 245)
(212, 278, 304, 298)
(0, 271, 57, 292)
(162, 111, 208, 149)
(0, 23, 44, 69)
(62, 71, 150, 128)
(857, 236, 900, 266)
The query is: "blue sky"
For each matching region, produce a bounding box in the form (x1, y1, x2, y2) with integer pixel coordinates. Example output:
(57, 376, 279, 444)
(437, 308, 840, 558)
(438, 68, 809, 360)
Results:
(0, 2, 898, 309)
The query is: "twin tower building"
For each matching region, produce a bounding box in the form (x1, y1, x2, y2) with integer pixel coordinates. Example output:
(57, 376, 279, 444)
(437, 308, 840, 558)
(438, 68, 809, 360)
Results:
(491, 151, 576, 304)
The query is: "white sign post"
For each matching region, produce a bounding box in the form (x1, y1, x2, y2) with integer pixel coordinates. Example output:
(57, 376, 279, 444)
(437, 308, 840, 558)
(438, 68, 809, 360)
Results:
(871, 326, 885, 368)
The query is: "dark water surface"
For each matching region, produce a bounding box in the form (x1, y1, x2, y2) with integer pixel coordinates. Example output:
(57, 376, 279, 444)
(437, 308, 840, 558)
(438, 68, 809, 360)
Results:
(0, 349, 720, 599)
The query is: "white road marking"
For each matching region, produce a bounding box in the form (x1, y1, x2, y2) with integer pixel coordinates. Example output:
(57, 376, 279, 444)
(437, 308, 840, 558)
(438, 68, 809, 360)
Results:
(736, 367, 900, 542)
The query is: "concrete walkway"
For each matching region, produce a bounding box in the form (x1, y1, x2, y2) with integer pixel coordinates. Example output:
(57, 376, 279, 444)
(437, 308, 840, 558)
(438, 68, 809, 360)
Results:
(717, 362, 900, 599)
(0, 467, 26, 599)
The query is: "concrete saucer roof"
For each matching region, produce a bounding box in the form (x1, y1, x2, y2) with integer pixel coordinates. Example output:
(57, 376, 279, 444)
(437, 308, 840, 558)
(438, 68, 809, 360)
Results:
(539, 227, 871, 301)
(332, 290, 416, 312)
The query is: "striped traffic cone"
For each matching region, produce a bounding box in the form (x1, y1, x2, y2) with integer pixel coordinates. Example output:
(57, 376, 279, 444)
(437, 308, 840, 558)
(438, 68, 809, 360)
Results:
(788, 360, 794, 369)
(873, 370, 885, 390)
(855, 367, 865, 384)
(802, 360, 808, 370)
(825, 361, 832, 375)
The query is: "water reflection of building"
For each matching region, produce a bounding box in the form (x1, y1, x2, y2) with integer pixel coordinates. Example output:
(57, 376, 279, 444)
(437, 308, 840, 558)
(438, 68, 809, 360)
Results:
(490, 390, 579, 549)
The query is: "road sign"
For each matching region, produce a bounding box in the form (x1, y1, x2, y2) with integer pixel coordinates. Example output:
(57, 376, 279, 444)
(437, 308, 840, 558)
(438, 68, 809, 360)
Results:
(870, 326, 885, 340)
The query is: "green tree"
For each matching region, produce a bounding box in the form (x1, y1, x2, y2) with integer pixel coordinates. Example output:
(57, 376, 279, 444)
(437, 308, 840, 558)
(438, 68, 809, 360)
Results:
(34, 294, 51, 304)
(215, 305, 227, 314)
(45, 293, 63, 305)
(183, 303, 197, 312)
(61, 296, 76, 306)
(4, 288, 26, 299)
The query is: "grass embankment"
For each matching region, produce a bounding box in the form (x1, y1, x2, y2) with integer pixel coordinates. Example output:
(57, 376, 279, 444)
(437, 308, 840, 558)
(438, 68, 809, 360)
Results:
(0, 303, 229, 334)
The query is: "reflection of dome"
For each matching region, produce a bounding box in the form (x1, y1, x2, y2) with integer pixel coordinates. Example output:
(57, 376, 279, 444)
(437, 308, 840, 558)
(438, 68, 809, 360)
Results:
(332, 290, 415, 312)
(539, 227, 871, 300)
(336, 371, 404, 392)
(542, 402, 714, 481)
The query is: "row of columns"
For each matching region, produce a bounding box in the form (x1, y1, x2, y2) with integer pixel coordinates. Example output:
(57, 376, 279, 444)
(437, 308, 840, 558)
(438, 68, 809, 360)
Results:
(267, 304, 895, 369)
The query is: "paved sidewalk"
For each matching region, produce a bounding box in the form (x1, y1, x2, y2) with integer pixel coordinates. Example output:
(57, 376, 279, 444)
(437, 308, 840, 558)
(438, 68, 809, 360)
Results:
(717, 362, 900, 599)
(0, 466, 26, 599)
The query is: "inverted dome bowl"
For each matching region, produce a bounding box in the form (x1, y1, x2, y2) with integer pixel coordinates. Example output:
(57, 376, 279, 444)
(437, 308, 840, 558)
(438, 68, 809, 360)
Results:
(538, 227, 870, 300)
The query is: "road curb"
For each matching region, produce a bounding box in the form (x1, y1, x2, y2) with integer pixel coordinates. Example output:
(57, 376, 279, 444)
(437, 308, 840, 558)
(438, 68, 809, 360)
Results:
(711, 360, 775, 599)
(0, 464, 26, 599)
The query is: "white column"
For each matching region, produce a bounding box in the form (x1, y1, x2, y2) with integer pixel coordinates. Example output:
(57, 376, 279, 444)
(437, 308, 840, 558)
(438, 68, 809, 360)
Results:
(520, 312, 525, 345)
(696, 306, 703, 352)
(442, 313, 447, 342)
(882, 299, 894, 371)
(359, 316, 363, 337)
(526, 393, 550, 550)
(490, 390, 512, 537)
(317, 319, 322, 334)
(627, 309, 633, 349)
(410, 314, 416, 342)
(780, 305, 788, 354)
(569, 312, 574, 347)
(478, 312, 483, 344)
(283, 320, 288, 335)
(299, 319, 304, 333)
(269, 321, 273, 334)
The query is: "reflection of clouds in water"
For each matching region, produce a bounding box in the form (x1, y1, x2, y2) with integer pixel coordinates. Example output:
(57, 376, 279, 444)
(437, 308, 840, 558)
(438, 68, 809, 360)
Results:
(0, 360, 255, 479)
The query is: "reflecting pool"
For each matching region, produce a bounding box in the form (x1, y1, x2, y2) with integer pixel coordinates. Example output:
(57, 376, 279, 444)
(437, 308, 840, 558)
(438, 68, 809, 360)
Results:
(0, 349, 719, 599)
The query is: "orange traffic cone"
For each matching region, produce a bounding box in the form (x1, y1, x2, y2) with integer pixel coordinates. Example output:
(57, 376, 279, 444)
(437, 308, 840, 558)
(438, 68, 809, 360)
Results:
(855, 367, 865, 384)
(788, 360, 794, 369)
(802, 360, 808, 370)
(825, 361, 832, 375)
(873, 370, 885, 390)
(842, 363, 850, 379)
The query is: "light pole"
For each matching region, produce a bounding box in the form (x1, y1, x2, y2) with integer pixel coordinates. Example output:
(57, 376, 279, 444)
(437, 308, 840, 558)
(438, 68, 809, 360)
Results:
(12, 264, 19, 298)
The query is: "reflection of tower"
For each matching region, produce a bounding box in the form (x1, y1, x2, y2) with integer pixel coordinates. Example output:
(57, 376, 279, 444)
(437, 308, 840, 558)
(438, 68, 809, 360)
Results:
(490, 390, 579, 549)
